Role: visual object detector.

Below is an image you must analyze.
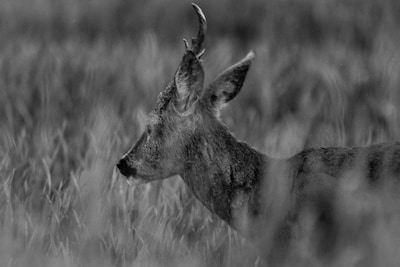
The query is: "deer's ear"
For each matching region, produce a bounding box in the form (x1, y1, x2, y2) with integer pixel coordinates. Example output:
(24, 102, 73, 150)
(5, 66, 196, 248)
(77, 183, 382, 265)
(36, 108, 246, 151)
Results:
(204, 51, 255, 110)
(174, 50, 204, 113)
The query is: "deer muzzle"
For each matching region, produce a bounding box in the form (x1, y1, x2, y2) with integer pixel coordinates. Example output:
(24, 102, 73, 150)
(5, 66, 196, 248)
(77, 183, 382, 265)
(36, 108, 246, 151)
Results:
(116, 158, 137, 178)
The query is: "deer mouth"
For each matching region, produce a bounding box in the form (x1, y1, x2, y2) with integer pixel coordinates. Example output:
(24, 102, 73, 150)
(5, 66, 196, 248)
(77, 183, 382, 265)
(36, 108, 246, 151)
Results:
(126, 176, 146, 186)
(125, 172, 157, 185)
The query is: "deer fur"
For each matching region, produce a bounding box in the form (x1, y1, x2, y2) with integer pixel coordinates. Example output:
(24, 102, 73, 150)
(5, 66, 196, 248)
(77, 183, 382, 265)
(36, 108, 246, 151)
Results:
(117, 3, 400, 264)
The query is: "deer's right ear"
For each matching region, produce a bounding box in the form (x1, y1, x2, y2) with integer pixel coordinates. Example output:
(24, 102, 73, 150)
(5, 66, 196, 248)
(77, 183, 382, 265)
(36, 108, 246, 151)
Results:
(203, 51, 255, 111)
(173, 50, 204, 113)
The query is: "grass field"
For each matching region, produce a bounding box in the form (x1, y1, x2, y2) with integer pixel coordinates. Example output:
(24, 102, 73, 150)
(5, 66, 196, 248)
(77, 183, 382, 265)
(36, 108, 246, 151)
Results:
(2, 0, 400, 266)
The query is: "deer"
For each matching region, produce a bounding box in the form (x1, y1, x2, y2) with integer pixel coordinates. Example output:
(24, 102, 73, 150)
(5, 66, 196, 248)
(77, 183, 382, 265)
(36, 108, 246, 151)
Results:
(117, 3, 400, 265)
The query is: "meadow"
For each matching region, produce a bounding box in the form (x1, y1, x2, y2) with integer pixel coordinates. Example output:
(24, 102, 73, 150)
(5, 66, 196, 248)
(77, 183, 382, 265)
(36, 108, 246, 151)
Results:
(1, 0, 400, 266)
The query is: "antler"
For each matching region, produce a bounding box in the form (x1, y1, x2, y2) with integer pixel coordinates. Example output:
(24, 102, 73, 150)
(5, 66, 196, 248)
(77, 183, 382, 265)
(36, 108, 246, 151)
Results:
(191, 3, 207, 56)
(183, 3, 207, 57)
(155, 4, 207, 114)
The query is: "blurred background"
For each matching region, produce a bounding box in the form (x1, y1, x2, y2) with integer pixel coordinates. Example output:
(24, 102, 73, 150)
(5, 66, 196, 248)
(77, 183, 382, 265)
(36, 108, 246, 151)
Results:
(1, 0, 400, 266)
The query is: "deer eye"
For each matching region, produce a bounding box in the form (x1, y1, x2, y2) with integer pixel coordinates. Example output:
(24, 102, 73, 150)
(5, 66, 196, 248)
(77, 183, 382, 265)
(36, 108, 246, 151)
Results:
(146, 127, 152, 136)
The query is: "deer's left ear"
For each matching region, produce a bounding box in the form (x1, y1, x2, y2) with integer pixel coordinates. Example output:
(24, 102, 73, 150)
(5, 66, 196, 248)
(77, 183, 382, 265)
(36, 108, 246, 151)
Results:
(174, 50, 204, 113)
(203, 51, 255, 111)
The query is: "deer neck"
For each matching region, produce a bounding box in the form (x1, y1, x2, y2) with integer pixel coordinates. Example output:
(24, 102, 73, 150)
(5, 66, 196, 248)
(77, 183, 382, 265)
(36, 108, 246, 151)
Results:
(180, 126, 268, 225)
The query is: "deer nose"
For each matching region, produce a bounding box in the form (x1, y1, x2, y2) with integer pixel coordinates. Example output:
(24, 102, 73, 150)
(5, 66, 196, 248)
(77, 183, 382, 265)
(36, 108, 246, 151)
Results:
(117, 159, 137, 177)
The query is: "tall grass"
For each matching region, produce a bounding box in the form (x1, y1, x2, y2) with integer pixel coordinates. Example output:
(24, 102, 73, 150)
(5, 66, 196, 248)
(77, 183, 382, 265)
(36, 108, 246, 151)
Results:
(1, 0, 400, 266)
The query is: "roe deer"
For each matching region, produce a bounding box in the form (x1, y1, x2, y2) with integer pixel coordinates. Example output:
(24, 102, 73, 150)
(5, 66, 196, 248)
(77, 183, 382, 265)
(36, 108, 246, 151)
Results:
(117, 3, 400, 265)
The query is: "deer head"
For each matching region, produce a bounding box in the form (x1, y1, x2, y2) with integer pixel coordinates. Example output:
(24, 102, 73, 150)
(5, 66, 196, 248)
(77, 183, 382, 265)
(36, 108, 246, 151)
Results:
(117, 3, 255, 184)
